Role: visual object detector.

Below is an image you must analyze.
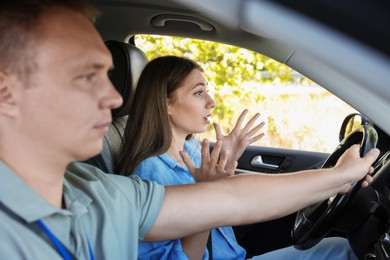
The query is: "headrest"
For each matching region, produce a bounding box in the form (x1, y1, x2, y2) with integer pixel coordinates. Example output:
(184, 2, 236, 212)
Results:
(106, 40, 149, 118)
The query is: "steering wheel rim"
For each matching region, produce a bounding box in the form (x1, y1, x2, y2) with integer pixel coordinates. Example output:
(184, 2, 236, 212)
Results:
(291, 124, 378, 250)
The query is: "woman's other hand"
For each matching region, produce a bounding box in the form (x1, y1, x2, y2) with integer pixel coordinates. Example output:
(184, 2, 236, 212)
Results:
(180, 139, 237, 182)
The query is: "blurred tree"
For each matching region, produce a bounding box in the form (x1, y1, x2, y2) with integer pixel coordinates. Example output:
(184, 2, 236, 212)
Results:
(134, 35, 354, 152)
(135, 35, 297, 86)
(134, 35, 295, 145)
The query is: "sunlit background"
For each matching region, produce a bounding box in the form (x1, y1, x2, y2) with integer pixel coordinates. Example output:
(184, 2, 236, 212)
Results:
(135, 35, 357, 153)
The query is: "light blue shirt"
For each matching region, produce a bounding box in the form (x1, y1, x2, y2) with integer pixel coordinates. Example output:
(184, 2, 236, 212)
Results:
(134, 139, 247, 260)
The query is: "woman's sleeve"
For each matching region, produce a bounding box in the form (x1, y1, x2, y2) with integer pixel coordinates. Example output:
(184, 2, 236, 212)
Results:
(138, 239, 189, 260)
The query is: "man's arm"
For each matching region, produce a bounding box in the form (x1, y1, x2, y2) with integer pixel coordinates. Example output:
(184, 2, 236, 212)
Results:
(144, 145, 379, 242)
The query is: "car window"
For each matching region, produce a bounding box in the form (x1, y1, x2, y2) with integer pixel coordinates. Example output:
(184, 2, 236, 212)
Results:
(134, 35, 357, 153)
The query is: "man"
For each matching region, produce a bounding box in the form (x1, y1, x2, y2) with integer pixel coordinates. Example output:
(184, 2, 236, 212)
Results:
(0, 1, 379, 259)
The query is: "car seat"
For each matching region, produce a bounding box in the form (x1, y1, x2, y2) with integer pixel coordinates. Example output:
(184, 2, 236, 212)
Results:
(84, 40, 149, 173)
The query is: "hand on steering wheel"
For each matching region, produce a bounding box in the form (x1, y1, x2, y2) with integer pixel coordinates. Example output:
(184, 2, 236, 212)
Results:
(291, 124, 378, 249)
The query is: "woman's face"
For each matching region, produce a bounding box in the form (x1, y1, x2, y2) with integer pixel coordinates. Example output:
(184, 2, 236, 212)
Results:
(168, 68, 215, 138)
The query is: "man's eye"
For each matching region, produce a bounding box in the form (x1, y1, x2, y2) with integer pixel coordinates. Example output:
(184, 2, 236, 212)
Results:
(84, 73, 95, 81)
(74, 73, 96, 84)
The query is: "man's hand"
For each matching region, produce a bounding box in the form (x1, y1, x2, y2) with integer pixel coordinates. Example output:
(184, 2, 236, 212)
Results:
(335, 144, 380, 192)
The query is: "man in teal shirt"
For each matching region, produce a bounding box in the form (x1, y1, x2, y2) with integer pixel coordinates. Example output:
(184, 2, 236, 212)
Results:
(0, 162, 163, 259)
(0, 1, 379, 259)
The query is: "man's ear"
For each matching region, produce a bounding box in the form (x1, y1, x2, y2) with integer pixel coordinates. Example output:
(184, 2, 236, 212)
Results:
(0, 71, 19, 118)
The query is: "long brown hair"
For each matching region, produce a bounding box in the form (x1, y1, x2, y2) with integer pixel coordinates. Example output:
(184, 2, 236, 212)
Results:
(116, 56, 203, 176)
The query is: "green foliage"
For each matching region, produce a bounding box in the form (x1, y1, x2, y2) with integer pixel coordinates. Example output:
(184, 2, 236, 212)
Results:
(135, 35, 299, 86)
(134, 35, 296, 145)
(134, 35, 354, 152)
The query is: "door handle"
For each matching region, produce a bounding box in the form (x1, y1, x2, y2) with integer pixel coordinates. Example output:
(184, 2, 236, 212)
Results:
(251, 155, 279, 169)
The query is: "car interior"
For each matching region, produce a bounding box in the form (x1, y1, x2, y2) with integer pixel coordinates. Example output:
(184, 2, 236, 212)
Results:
(85, 0, 390, 259)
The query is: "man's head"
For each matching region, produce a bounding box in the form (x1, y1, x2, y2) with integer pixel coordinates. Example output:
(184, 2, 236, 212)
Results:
(0, 0, 98, 82)
(0, 1, 122, 168)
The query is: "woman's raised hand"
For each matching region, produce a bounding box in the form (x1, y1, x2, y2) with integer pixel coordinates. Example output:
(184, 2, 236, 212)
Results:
(214, 109, 265, 169)
(180, 139, 237, 182)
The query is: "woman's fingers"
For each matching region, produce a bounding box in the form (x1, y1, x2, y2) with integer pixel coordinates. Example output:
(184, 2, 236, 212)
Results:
(242, 112, 260, 133)
(213, 122, 223, 141)
(201, 139, 211, 162)
(231, 109, 248, 133)
(210, 140, 223, 166)
(249, 133, 265, 144)
(216, 150, 229, 171)
(247, 121, 265, 137)
(180, 151, 196, 173)
(226, 161, 238, 176)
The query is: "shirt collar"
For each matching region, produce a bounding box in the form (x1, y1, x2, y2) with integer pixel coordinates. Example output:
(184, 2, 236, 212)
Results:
(158, 153, 182, 169)
(0, 162, 92, 223)
(63, 171, 93, 216)
(158, 140, 200, 169)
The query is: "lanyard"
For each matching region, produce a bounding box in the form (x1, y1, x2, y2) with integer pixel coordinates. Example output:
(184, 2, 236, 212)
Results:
(37, 220, 95, 260)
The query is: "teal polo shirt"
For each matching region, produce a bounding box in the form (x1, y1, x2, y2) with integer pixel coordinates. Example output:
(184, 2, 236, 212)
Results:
(0, 161, 164, 259)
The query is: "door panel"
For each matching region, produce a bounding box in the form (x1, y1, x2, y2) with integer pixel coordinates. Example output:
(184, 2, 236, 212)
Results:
(237, 146, 329, 174)
(232, 145, 330, 256)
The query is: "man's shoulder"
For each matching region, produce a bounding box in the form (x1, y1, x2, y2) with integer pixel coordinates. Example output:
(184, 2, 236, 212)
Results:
(65, 162, 163, 200)
(66, 161, 130, 183)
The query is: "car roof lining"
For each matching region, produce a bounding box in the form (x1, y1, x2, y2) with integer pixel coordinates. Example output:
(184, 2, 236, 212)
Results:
(93, 1, 296, 63)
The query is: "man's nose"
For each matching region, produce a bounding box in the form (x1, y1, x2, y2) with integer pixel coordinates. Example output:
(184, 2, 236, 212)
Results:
(100, 80, 123, 110)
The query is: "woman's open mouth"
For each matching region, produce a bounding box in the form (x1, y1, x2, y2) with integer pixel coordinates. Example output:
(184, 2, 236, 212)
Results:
(203, 114, 212, 124)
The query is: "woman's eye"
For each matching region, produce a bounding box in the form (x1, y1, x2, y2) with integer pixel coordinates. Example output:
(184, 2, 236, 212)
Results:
(195, 90, 203, 96)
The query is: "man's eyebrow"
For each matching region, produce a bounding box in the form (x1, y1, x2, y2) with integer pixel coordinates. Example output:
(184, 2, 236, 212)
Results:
(91, 62, 108, 70)
(74, 62, 112, 71)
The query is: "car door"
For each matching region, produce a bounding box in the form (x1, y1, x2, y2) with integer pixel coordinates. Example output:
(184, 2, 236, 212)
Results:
(232, 146, 330, 256)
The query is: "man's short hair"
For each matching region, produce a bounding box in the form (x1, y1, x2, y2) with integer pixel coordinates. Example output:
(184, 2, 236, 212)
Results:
(0, 0, 98, 81)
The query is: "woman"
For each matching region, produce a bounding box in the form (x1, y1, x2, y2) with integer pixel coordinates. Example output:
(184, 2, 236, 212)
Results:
(116, 56, 358, 259)
(116, 55, 264, 259)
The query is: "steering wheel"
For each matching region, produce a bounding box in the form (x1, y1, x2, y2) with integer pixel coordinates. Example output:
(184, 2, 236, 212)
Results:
(291, 124, 378, 249)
